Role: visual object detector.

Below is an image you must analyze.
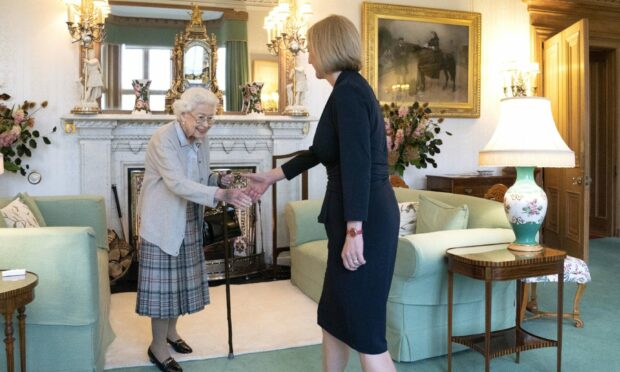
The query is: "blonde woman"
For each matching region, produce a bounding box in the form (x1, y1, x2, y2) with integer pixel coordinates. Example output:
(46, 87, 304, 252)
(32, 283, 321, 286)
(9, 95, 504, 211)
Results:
(246, 15, 398, 372)
(136, 87, 251, 372)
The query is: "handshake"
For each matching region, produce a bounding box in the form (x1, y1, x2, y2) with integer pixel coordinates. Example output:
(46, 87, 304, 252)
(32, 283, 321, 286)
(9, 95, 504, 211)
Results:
(213, 168, 285, 209)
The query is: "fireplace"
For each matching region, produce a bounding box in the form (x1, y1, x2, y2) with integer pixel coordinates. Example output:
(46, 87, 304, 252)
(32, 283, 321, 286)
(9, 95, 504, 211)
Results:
(65, 113, 314, 272)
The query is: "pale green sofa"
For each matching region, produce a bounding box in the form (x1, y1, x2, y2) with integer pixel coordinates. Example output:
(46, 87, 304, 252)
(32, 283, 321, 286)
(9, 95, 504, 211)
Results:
(285, 188, 517, 362)
(0, 195, 114, 372)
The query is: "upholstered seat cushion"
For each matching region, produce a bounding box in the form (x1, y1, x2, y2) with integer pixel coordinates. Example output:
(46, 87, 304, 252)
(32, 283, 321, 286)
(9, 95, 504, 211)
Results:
(523, 256, 591, 284)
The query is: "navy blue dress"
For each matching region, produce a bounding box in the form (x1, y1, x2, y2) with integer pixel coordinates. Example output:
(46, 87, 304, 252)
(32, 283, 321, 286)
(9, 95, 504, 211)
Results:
(282, 69, 399, 354)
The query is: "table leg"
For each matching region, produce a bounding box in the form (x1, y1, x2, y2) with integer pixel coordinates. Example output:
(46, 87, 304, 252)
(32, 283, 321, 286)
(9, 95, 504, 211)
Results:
(448, 269, 453, 372)
(18, 306, 26, 372)
(485, 279, 492, 372)
(3, 310, 14, 372)
(557, 266, 564, 372)
(516, 280, 522, 364)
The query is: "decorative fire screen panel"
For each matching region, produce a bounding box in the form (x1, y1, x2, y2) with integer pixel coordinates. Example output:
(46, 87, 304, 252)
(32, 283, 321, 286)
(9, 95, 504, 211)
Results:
(127, 166, 263, 280)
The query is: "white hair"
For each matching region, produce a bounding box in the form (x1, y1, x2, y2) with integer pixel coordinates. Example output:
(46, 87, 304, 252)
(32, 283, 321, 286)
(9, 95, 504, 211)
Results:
(172, 87, 219, 121)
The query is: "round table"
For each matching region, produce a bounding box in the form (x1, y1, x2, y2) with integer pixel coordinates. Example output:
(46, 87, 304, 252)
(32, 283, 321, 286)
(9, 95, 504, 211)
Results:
(0, 272, 38, 372)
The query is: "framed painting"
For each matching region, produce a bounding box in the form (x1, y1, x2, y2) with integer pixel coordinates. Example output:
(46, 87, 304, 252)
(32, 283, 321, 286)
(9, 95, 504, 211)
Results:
(362, 2, 481, 117)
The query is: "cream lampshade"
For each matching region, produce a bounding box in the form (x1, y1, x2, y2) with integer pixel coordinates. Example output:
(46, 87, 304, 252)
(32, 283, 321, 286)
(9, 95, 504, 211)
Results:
(479, 96, 575, 252)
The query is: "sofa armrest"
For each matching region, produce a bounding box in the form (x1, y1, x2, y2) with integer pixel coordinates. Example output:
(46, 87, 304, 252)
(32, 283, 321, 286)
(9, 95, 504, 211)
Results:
(33, 195, 109, 251)
(285, 199, 328, 248)
(394, 228, 515, 280)
(0, 227, 100, 326)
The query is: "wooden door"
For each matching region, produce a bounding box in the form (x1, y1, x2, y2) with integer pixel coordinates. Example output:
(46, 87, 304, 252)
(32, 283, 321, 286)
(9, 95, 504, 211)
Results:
(542, 19, 591, 260)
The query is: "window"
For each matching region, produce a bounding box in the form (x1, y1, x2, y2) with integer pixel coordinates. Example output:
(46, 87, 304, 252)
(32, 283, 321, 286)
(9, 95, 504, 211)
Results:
(120, 45, 172, 111)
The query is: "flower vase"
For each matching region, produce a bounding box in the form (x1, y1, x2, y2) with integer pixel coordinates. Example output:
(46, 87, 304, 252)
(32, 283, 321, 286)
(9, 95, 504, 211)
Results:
(132, 79, 151, 115)
(240, 82, 264, 115)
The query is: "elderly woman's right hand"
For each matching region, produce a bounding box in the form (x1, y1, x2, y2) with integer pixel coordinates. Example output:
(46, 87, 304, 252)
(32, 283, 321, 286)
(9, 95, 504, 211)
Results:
(214, 188, 253, 209)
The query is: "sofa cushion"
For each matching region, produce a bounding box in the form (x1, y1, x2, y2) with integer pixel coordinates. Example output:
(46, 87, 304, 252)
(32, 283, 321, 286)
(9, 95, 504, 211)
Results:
(393, 188, 510, 229)
(416, 195, 468, 233)
(0, 192, 47, 228)
(398, 202, 418, 236)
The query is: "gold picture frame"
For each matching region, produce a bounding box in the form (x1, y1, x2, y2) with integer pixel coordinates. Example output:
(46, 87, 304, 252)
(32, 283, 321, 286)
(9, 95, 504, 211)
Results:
(362, 2, 481, 118)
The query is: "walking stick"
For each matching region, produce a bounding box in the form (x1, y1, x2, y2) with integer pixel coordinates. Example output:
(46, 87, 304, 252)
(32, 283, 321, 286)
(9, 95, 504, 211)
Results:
(222, 203, 234, 359)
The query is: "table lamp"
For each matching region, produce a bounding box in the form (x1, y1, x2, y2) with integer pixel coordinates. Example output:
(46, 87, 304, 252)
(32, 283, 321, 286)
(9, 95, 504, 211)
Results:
(479, 96, 575, 252)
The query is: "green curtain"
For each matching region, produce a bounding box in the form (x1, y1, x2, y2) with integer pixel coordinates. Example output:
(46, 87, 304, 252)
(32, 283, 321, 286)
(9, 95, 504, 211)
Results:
(226, 41, 249, 111)
(105, 23, 183, 47)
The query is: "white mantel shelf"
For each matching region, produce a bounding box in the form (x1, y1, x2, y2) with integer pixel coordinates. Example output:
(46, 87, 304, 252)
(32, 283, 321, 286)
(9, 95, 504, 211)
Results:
(61, 113, 316, 263)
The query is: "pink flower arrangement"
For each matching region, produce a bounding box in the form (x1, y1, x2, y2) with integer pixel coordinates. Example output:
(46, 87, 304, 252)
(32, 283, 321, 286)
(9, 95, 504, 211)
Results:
(1, 93, 56, 176)
(382, 102, 451, 176)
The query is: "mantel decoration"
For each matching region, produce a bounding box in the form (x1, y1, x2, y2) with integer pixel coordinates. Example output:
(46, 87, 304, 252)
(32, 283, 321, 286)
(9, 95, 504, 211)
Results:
(383, 102, 451, 176)
(131, 79, 151, 115)
(264, 0, 312, 116)
(0, 93, 56, 176)
(241, 82, 264, 115)
(166, 5, 222, 114)
(63, 0, 110, 114)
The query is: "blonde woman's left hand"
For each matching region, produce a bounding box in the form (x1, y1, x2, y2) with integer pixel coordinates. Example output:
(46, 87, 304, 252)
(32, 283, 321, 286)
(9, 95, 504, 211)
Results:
(341, 235, 366, 271)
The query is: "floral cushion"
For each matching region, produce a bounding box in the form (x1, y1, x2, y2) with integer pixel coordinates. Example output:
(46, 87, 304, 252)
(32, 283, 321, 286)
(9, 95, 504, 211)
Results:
(522, 256, 591, 284)
(398, 202, 418, 236)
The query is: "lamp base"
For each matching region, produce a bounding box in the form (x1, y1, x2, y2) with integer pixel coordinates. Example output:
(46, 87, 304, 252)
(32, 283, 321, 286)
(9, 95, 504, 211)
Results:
(504, 166, 548, 250)
(508, 242, 544, 253)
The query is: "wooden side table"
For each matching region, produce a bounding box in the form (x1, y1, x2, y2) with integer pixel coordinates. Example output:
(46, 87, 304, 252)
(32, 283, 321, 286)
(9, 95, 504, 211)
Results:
(446, 245, 565, 372)
(426, 174, 515, 197)
(0, 272, 38, 372)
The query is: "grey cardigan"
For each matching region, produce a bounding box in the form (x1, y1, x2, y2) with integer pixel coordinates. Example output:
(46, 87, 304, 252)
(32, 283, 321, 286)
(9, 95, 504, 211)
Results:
(138, 122, 218, 256)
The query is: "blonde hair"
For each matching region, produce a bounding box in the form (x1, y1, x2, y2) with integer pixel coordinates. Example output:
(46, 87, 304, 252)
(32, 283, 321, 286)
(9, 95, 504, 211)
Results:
(172, 87, 219, 121)
(307, 15, 362, 75)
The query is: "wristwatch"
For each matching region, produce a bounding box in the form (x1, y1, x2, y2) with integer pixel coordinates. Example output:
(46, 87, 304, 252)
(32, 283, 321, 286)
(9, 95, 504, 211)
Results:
(347, 227, 363, 238)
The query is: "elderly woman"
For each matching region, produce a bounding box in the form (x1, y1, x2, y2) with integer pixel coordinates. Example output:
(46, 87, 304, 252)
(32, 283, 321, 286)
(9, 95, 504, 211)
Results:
(246, 15, 398, 372)
(136, 87, 252, 372)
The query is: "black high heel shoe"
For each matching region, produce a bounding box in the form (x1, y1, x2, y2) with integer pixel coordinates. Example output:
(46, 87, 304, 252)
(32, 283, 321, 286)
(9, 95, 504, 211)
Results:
(147, 348, 183, 372)
(167, 338, 193, 354)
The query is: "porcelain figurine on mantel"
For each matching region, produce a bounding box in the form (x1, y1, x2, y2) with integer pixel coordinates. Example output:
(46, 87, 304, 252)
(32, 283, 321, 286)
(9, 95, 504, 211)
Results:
(284, 66, 309, 116)
(72, 48, 104, 114)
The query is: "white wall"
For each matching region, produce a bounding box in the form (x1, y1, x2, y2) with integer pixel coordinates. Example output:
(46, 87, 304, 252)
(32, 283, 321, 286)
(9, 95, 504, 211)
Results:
(0, 0, 530, 199)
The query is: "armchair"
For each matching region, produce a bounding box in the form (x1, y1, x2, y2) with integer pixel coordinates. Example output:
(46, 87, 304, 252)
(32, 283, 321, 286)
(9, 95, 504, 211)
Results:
(0, 195, 114, 372)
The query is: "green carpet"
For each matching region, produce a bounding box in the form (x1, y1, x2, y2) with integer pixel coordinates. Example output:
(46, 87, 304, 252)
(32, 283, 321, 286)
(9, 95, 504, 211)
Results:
(106, 238, 619, 372)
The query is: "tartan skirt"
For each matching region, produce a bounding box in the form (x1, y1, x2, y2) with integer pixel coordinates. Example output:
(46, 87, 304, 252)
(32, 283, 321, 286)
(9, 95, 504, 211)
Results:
(135, 201, 210, 318)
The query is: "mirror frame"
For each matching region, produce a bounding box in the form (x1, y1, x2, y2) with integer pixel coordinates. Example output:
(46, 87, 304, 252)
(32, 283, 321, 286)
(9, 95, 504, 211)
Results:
(165, 5, 223, 113)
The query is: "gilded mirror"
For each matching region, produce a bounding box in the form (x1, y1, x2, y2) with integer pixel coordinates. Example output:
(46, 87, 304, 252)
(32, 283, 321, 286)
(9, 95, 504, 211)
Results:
(165, 5, 222, 113)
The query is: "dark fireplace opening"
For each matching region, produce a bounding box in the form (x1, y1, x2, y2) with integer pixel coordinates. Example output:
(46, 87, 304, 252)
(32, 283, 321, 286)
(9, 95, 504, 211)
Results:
(111, 166, 263, 291)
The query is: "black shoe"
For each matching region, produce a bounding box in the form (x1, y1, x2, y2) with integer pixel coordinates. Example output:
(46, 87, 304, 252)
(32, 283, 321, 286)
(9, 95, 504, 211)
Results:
(147, 348, 183, 372)
(167, 338, 193, 354)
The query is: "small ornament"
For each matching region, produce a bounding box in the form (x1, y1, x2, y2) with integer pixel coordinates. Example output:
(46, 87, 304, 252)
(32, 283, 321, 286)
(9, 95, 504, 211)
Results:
(240, 82, 264, 115)
(131, 79, 152, 115)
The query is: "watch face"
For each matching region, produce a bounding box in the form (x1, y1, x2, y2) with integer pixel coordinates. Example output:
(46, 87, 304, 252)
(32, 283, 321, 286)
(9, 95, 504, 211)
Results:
(27, 171, 41, 185)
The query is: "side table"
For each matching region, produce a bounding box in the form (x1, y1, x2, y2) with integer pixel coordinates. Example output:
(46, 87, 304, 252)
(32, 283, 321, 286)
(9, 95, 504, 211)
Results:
(446, 244, 565, 372)
(0, 272, 38, 372)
